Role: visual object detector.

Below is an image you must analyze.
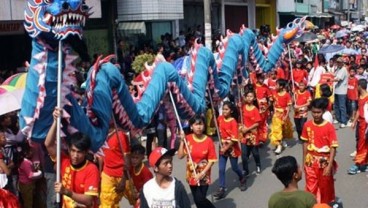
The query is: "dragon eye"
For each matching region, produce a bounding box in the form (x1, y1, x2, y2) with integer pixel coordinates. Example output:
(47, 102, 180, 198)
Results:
(44, 0, 53, 3)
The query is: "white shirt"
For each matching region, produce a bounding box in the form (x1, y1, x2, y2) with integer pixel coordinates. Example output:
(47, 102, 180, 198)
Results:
(143, 177, 176, 208)
(308, 66, 326, 87)
(323, 111, 333, 124)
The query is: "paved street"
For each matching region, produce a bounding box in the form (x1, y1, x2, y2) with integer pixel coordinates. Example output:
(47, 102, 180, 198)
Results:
(121, 123, 368, 208)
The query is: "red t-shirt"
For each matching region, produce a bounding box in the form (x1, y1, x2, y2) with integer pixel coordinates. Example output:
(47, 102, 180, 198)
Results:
(241, 105, 261, 145)
(301, 120, 339, 155)
(255, 83, 270, 111)
(255, 83, 270, 100)
(184, 134, 217, 186)
(347, 77, 358, 101)
(129, 164, 153, 192)
(295, 90, 312, 118)
(319, 73, 334, 86)
(292, 68, 308, 83)
(267, 78, 277, 94)
(103, 130, 130, 177)
(273, 91, 292, 110)
(276, 67, 286, 80)
(249, 72, 257, 84)
(217, 115, 241, 157)
(358, 94, 368, 119)
(61, 155, 100, 208)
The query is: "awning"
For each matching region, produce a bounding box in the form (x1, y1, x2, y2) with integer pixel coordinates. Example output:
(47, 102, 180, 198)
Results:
(328, 10, 344, 15)
(308, 13, 333, 18)
(117, 22, 146, 35)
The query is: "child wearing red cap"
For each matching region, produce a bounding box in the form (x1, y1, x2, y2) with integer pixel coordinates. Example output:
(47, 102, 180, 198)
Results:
(140, 147, 190, 208)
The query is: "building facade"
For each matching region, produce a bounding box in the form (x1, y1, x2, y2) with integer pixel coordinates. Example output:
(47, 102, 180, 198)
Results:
(116, 0, 184, 45)
(181, 0, 276, 35)
(0, 0, 104, 72)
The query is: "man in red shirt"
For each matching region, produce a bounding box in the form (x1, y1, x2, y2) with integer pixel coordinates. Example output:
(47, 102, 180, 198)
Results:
(349, 79, 368, 175)
(100, 126, 131, 207)
(45, 108, 100, 208)
(346, 67, 358, 126)
(301, 98, 338, 204)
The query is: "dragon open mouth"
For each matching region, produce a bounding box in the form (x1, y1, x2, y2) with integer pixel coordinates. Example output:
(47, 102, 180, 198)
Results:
(44, 12, 86, 39)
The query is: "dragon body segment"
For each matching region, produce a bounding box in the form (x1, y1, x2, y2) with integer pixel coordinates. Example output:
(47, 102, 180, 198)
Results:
(19, 0, 306, 151)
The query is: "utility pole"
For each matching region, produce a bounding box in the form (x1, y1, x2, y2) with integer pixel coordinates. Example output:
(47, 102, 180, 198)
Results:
(347, 1, 351, 23)
(204, 0, 212, 51)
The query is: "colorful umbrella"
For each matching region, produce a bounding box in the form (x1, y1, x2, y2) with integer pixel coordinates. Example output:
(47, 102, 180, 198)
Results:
(0, 85, 17, 94)
(0, 85, 25, 115)
(330, 25, 340, 30)
(318, 45, 345, 54)
(2, 73, 27, 89)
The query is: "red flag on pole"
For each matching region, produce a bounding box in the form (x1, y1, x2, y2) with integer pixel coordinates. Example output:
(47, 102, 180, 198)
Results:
(313, 55, 319, 70)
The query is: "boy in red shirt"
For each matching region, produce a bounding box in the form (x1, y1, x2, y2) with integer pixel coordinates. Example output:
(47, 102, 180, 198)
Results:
(347, 67, 358, 126)
(269, 79, 293, 154)
(45, 108, 100, 208)
(254, 73, 271, 144)
(239, 90, 262, 176)
(100, 127, 131, 207)
(348, 79, 368, 175)
(294, 80, 312, 141)
(129, 144, 153, 207)
(301, 98, 338, 204)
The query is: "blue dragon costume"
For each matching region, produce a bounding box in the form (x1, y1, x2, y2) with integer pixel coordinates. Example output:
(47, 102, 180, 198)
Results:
(19, 0, 306, 152)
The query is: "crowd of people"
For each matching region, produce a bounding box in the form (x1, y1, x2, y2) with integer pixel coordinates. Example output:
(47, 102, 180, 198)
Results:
(1, 21, 368, 208)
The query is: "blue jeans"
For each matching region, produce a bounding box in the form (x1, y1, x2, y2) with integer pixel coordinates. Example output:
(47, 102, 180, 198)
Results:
(241, 144, 260, 175)
(346, 99, 357, 119)
(218, 155, 243, 188)
(334, 94, 348, 125)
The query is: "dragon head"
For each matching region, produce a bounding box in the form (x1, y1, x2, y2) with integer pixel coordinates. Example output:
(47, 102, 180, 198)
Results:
(24, 0, 90, 41)
(281, 16, 307, 44)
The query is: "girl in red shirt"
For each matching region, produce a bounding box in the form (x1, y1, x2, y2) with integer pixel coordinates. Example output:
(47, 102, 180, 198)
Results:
(214, 101, 246, 199)
(177, 115, 217, 208)
(269, 79, 293, 154)
(254, 73, 271, 144)
(292, 60, 308, 90)
(239, 90, 262, 176)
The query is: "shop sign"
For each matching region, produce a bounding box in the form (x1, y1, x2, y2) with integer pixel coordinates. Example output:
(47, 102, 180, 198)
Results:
(0, 22, 24, 35)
